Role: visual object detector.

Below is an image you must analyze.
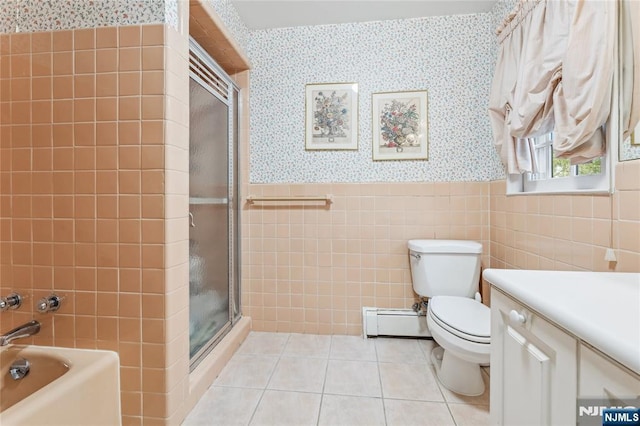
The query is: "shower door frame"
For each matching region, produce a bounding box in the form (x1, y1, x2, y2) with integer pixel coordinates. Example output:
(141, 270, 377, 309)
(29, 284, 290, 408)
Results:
(188, 38, 242, 371)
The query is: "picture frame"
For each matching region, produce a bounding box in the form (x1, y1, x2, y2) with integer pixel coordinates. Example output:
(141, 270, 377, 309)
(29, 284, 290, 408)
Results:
(371, 90, 429, 161)
(305, 83, 358, 150)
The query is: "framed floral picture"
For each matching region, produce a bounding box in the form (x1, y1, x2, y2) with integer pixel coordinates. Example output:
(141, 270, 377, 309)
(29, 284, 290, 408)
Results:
(372, 90, 429, 161)
(305, 83, 358, 150)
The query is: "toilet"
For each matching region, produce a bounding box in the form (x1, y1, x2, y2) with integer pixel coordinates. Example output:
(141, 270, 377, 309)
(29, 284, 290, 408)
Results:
(408, 239, 490, 396)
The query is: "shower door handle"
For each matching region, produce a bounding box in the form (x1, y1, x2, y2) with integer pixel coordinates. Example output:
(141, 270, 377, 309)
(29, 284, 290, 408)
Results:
(189, 212, 196, 228)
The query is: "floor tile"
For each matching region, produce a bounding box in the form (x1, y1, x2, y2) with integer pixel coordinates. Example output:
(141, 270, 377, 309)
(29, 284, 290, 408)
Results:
(324, 359, 381, 398)
(375, 337, 426, 363)
(448, 403, 490, 426)
(249, 390, 321, 426)
(267, 356, 327, 393)
(238, 331, 290, 356)
(214, 354, 279, 389)
(379, 362, 444, 402)
(282, 333, 331, 358)
(330, 335, 377, 361)
(183, 333, 492, 426)
(417, 338, 437, 362)
(318, 394, 385, 426)
(182, 386, 262, 426)
(384, 399, 456, 426)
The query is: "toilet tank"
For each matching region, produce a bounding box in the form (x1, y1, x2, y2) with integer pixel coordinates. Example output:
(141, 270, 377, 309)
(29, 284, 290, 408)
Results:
(408, 239, 482, 298)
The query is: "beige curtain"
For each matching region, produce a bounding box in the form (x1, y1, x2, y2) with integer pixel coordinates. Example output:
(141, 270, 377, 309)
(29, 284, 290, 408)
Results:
(489, 1, 542, 174)
(621, 0, 640, 140)
(489, 0, 616, 174)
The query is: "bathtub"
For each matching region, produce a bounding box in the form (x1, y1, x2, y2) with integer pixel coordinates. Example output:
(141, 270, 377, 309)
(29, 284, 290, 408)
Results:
(0, 345, 121, 426)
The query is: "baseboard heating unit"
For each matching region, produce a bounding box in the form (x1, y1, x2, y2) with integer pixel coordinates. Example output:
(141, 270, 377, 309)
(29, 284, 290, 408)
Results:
(362, 307, 432, 338)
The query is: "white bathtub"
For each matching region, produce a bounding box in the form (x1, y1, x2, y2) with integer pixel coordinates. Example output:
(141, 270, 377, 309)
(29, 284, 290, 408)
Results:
(0, 345, 121, 426)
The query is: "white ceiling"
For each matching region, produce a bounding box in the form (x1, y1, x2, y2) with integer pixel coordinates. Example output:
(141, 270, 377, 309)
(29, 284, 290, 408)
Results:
(231, 0, 498, 30)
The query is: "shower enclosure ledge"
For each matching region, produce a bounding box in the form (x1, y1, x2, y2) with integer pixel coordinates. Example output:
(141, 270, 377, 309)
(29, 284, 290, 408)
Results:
(185, 316, 251, 415)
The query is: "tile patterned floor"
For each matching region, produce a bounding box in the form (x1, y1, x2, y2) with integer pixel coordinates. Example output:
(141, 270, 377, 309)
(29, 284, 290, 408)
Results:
(182, 332, 490, 426)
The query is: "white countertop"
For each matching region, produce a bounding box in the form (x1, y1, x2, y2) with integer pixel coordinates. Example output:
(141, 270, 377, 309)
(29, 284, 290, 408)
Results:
(483, 269, 640, 375)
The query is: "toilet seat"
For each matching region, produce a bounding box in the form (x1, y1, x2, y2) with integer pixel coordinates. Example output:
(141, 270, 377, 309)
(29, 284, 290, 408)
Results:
(426, 300, 491, 366)
(428, 296, 490, 344)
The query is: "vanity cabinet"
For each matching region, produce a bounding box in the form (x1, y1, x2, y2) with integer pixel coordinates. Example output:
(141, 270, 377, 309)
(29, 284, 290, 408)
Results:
(490, 289, 577, 426)
(485, 269, 640, 426)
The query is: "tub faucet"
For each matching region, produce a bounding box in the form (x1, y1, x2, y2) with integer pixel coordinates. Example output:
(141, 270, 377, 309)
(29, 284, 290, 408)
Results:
(0, 320, 41, 346)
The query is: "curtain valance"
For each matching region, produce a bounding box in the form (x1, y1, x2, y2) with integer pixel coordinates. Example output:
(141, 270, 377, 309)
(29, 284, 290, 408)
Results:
(489, 0, 617, 175)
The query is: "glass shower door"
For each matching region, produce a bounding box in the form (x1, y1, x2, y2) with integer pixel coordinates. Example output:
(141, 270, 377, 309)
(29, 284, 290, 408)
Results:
(188, 76, 231, 362)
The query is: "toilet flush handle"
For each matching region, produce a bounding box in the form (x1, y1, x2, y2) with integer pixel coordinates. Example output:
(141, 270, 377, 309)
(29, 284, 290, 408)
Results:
(509, 310, 526, 325)
(409, 252, 421, 260)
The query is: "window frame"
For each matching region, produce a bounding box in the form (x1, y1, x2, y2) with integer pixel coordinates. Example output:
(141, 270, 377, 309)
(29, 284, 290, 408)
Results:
(521, 133, 610, 194)
(506, 144, 613, 196)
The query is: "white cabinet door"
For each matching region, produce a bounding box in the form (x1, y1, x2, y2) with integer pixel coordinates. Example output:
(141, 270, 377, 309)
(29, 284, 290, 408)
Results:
(578, 344, 640, 424)
(491, 288, 577, 426)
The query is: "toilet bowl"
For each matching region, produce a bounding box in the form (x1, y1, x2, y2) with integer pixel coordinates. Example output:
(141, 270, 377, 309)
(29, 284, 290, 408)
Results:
(427, 295, 490, 396)
(407, 239, 490, 396)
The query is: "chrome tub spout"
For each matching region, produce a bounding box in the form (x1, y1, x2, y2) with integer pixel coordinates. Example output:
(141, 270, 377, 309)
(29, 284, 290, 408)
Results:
(0, 320, 41, 346)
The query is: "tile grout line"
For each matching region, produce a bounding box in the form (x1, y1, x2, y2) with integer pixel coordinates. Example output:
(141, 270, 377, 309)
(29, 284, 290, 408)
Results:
(315, 335, 334, 426)
(373, 338, 390, 426)
(445, 402, 460, 426)
(245, 332, 292, 426)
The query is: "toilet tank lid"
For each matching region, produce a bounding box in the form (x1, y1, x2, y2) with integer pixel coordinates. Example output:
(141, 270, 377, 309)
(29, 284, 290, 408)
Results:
(408, 239, 482, 254)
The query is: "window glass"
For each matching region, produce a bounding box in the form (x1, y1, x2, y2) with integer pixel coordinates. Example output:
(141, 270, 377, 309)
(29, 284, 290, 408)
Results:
(517, 132, 609, 194)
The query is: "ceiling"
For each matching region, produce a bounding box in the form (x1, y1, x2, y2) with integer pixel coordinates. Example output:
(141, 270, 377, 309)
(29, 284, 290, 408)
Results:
(230, 0, 498, 30)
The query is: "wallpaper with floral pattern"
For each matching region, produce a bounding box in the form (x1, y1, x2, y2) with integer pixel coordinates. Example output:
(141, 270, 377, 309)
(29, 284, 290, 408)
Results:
(248, 14, 506, 183)
(0, 0, 177, 33)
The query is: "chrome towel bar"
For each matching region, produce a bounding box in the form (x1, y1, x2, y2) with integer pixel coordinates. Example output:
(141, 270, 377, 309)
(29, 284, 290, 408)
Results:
(246, 194, 333, 205)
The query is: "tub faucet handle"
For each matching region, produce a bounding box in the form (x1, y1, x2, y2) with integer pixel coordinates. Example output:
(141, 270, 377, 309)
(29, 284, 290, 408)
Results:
(0, 293, 22, 311)
(37, 294, 62, 313)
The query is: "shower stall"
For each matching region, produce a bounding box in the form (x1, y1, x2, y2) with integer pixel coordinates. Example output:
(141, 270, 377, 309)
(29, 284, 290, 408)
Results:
(188, 39, 241, 370)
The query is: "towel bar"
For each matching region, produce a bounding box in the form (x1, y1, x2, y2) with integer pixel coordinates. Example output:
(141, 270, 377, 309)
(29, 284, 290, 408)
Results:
(246, 194, 333, 205)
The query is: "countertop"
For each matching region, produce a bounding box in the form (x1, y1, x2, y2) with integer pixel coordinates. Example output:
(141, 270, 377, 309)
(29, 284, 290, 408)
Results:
(483, 269, 640, 375)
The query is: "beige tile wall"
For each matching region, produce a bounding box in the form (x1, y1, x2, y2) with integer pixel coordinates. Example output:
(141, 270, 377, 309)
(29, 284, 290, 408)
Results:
(489, 160, 640, 272)
(0, 4, 248, 423)
(241, 160, 640, 335)
(0, 24, 188, 426)
(241, 182, 491, 334)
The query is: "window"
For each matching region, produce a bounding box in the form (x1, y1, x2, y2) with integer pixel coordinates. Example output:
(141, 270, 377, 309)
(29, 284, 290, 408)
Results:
(507, 132, 611, 194)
